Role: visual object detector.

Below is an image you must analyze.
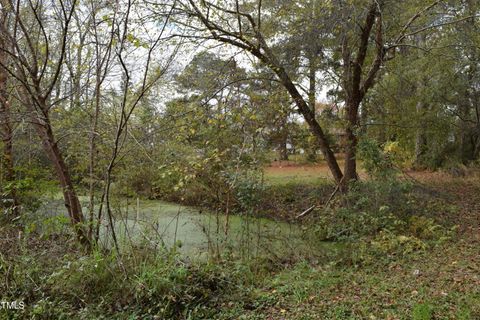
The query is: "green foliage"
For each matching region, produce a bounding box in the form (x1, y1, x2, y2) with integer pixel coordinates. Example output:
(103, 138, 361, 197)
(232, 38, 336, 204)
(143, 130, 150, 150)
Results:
(307, 178, 457, 265)
(369, 230, 427, 256)
(365, 10, 480, 168)
(412, 303, 433, 320)
(358, 139, 396, 179)
(27, 215, 71, 239)
(233, 173, 265, 213)
(0, 234, 259, 319)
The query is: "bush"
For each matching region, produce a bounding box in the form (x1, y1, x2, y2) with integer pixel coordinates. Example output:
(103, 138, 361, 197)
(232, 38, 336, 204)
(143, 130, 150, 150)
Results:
(305, 177, 457, 265)
(1, 242, 246, 319)
(358, 139, 397, 179)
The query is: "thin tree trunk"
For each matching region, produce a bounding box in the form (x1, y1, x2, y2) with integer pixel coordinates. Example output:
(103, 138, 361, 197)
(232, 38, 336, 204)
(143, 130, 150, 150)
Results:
(88, 73, 101, 240)
(0, 87, 18, 217)
(457, 0, 478, 163)
(278, 137, 288, 161)
(87, 0, 115, 241)
(306, 54, 318, 162)
(474, 134, 480, 159)
(278, 113, 289, 161)
(377, 110, 387, 144)
(0, 7, 19, 217)
(415, 101, 427, 167)
(308, 56, 316, 115)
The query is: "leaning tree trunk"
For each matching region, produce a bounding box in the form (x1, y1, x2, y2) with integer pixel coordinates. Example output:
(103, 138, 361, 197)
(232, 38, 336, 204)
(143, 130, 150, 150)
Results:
(274, 66, 344, 184)
(32, 109, 90, 247)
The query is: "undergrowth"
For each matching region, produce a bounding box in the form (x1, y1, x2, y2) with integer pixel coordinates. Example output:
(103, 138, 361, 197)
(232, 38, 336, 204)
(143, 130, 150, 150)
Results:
(0, 170, 469, 319)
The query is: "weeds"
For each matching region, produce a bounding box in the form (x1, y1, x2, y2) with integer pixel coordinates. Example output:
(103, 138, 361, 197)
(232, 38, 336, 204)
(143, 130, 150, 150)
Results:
(1, 171, 474, 319)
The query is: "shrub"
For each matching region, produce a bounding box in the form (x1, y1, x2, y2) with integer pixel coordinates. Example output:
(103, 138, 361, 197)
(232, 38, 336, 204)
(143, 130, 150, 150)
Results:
(305, 177, 457, 265)
(2, 243, 244, 319)
(358, 139, 397, 179)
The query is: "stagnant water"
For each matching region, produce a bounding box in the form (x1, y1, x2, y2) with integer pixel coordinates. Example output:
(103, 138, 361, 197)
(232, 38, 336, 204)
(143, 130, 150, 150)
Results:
(35, 196, 326, 259)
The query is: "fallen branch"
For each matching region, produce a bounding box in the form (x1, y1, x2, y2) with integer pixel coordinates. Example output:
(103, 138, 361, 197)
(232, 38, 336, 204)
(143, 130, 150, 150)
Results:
(296, 182, 342, 219)
(324, 183, 341, 209)
(296, 205, 316, 219)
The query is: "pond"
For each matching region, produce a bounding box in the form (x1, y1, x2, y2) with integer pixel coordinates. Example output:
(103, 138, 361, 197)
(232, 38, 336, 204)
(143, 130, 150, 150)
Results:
(35, 196, 332, 259)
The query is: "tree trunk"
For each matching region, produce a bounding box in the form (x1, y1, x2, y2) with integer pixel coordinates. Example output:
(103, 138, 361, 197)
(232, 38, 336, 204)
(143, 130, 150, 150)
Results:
(0, 8, 19, 217)
(274, 65, 343, 184)
(473, 133, 480, 160)
(31, 108, 90, 247)
(339, 3, 383, 189)
(415, 101, 427, 167)
(278, 138, 289, 161)
(458, 0, 478, 164)
(88, 72, 102, 240)
(0, 89, 19, 217)
(306, 54, 318, 162)
(343, 99, 360, 186)
(308, 57, 316, 115)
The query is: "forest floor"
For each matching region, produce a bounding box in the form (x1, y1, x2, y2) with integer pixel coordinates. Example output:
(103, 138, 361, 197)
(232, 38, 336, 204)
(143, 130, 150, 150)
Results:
(239, 168, 480, 319)
(1, 165, 479, 319)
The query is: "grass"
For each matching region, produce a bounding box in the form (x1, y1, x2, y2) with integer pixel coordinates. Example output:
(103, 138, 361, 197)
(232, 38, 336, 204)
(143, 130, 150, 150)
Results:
(223, 171, 480, 320)
(264, 164, 336, 186)
(263, 155, 364, 186)
(3, 231, 478, 319)
(1, 170, 479, 319)
(231, 237, 480, 319)
(263, 152, 342, 186)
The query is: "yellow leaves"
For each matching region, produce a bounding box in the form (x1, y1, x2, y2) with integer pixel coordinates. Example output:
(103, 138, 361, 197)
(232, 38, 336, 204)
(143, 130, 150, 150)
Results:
(383, 141, 400, 154)
(126, 33, 135, 43)
(383, 140, 414, 169)
(397, 235, 410, 243)
(126, 33, 143, 48)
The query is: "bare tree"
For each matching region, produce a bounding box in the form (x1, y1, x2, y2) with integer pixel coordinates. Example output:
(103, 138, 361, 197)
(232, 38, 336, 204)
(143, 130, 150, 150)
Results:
(0, 0, 90, 246)
(94, 0, 180, 251)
